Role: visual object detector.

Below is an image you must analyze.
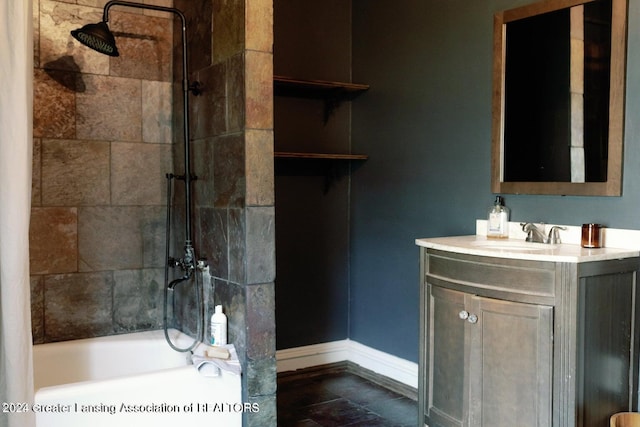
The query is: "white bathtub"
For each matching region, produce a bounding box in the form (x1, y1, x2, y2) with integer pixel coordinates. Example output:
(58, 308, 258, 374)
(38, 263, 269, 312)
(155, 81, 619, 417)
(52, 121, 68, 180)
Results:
(33, 329, 242, 427)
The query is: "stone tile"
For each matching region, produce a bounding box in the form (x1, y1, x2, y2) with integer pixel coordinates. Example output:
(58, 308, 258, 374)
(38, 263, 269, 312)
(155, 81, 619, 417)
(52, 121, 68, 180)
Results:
(171, 64, 184, 138)
(33, 0, 40, 67)
(226, 54, 245, 133)
(366, 396, 419, 426)
(76, 74, 142, 142)
(192, 137, 216, 208)
(111, 142, 172, 205)
(323, 374, 401, 407)
(29, 207, 78, 275)
(246, 0, 273, 54)
(278, 370, 418, 427)
(32, 138, 42, 207)
(30, 276, 45, 344)
(169, 186, 188, 251)
(109, 0, 174, 19)
(171, 275, 201, 337)
(113, 268, 164, 332)
(228, 208, 246, 284)
(198, 207, 229, 280)
(212, 279, 246, 356)
(192, 62, 226, 140)
(246, 50, 273, 130)
(214, 134, 245, 207)
(44, 271, 114, 341)
(246, 206, 275, 284)
(142, 0, 175, 19)
(78, 207, 144, 271)
(141, 206, 168, 269)
(40, 1, 109, 76)
(245, 282, 276, 358)
(278, 376, 341, 410)
(307, 398, 379, 426)
(245, 129, 274, 206)
(345, 417, 397, 427)
(33, 68, 76, 139)
(212, 0, 243, 63)
(177, 0, 212, 72)
(109, 11, 172, 82)
(245, 356, 277, 396)
(41, 139, 110, 206)
(76, 0, 107, 8)
(245, 384, 277, 427)
(142, 80, 173, 144)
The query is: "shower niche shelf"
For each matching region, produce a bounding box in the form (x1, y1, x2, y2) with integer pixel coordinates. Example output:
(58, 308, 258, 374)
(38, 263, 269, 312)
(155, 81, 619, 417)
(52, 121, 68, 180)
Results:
(273, 75, 370, 163)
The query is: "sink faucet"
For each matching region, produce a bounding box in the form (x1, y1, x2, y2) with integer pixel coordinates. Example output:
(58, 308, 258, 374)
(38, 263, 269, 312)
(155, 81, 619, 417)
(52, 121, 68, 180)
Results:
(520, 223, 567, 244)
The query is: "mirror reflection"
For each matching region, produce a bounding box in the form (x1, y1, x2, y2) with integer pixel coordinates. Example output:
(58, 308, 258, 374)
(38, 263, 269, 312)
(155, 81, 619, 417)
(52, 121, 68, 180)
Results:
(492, 0, 626, 196)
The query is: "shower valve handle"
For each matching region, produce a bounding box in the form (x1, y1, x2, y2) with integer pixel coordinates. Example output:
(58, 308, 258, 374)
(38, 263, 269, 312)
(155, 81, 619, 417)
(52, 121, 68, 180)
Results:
(168, 256, 191, 271)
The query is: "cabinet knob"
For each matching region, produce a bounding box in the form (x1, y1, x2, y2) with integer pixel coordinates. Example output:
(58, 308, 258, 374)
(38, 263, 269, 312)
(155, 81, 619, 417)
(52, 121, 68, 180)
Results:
(467, 314, 478, 324)
(459, 310, 469, 320)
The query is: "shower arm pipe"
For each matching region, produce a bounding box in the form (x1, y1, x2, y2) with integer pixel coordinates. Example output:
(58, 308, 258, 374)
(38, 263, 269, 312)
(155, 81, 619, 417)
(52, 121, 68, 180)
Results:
(102, 0, 195, 250)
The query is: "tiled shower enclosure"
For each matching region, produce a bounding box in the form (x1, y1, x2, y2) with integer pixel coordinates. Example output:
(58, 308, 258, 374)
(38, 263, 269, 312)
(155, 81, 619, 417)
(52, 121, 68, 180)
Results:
(30, 0, 276, 424)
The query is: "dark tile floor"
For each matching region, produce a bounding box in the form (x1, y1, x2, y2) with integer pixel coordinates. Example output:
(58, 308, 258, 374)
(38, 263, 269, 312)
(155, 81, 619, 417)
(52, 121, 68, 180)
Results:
(277, 367, 418, 426)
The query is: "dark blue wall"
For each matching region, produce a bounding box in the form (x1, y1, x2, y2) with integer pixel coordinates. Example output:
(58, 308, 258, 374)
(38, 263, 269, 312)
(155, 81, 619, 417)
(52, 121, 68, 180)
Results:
(274, 0, 353, 349)
(351, 0, 640, 362)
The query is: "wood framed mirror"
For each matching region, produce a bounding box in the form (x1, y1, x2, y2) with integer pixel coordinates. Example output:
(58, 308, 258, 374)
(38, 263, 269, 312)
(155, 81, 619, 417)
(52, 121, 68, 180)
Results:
(491, 0, 627, 196)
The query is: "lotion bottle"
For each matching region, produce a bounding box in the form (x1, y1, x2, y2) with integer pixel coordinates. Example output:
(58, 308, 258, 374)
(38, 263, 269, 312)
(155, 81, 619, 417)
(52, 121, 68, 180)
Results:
(210, 305, 227, 346)
(487, 196, 510, 239)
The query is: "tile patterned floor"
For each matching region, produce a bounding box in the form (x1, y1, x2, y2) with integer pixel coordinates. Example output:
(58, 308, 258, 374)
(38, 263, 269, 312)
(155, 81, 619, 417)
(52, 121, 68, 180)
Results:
(277, 368, 418, 426)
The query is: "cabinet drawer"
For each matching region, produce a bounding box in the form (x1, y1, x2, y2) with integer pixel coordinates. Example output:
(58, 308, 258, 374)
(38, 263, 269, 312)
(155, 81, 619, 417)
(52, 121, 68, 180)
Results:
(426, 249, 556, 300)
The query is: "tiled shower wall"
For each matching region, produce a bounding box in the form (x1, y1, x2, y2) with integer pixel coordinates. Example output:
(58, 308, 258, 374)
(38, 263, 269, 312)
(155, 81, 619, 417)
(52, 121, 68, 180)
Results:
(31, 0, 175, 343)
(173, 0, 276, 424)
(31, 0, 276, 424)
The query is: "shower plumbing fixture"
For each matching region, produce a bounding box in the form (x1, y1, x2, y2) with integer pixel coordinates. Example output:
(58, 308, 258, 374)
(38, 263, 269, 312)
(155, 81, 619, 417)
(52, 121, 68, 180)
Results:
(71, 1, 200, 251)
(166, 249, 195, 290)
(164, 173, 198, 291)
(72, 1, 203, 353)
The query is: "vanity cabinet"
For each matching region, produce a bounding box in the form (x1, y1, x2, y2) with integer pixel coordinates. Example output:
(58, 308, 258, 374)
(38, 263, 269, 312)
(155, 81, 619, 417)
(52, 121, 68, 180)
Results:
(418, 247, 640, 427)
(428, 286, 552, 427)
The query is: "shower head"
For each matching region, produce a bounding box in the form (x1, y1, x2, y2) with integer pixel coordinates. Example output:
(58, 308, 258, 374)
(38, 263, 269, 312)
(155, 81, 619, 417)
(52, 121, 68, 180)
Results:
(71, 21, 119, 57)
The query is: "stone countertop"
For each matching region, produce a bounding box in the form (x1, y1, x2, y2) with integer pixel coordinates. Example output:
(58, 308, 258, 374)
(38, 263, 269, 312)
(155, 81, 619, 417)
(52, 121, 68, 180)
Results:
(415, 235, 640, 263)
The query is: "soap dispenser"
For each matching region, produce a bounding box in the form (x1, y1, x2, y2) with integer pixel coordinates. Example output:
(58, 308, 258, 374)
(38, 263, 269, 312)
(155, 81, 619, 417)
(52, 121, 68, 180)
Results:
(487, 196, 510, 239)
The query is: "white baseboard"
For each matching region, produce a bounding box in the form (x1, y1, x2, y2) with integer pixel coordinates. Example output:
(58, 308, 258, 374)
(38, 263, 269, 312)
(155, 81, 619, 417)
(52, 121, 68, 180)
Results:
(276, 340, 350, 372)
(276, 340, 419, 389)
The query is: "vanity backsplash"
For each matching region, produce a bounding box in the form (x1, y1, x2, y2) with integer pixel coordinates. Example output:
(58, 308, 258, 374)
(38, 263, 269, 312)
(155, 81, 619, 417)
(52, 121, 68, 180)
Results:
(476, 220, 640, 250)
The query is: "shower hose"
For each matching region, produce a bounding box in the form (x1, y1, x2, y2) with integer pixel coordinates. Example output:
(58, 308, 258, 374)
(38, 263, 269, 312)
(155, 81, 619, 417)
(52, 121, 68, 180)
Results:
(162, 173, 203, 353)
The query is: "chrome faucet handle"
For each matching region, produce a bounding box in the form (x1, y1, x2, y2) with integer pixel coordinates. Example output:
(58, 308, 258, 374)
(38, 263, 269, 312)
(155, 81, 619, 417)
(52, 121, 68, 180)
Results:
(547, 226, 567, 244)
(521, 222, 546, 243)
(520, 222, 545, 230)
(520, 222, 534, 237)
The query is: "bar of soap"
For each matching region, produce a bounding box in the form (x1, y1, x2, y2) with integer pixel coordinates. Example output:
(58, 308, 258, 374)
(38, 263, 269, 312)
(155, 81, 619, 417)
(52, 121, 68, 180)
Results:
(206, 346, 230, 360)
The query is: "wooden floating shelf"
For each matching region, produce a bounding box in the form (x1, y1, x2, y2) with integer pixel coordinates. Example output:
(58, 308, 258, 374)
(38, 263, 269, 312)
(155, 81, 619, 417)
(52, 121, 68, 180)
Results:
(274, 75, 370, 97)
(275, 152, 368, 160)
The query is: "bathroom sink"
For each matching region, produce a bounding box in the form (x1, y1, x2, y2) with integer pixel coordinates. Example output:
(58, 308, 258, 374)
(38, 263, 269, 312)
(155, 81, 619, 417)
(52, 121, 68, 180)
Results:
(470, 240, 557, 251)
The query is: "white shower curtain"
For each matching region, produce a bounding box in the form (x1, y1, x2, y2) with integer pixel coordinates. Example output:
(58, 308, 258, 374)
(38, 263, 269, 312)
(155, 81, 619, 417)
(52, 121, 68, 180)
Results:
(0, 0, 35, 426)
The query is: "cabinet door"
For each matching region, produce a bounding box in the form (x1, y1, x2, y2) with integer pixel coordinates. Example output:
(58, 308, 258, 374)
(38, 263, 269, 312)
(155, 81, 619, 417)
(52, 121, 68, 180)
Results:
(425, 285, 468, 427)
(467, 296, 553, 427)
